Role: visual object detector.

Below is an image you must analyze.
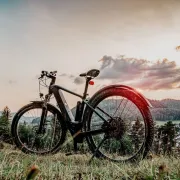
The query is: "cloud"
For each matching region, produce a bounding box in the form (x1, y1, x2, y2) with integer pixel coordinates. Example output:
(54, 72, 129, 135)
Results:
(98, 55, 180, 90)
(99, 55, 149, 81)
(59, 73, 75, 79)
(74, 77, 84, 85)
(59, 73, 83, 85)
(59, 73, 67, 77)
(8, 80, 17, 85)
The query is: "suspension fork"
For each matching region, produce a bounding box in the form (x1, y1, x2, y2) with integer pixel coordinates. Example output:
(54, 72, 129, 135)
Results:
(37, 94, 50, 134)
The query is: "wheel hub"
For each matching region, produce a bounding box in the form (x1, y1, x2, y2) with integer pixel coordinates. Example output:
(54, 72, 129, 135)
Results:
(33, 126, 46, 138)
(104, 117, 127, 139)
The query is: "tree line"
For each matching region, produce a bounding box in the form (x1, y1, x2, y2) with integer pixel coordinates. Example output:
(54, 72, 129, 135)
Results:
(0, 106, 180, 156)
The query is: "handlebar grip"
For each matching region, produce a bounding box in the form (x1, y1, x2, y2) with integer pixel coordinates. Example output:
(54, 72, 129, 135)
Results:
(39, 70, 57, 79)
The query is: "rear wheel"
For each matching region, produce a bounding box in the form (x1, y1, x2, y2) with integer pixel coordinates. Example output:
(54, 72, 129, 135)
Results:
(84, 88, 154, 163)
(11, 102, 67, 155)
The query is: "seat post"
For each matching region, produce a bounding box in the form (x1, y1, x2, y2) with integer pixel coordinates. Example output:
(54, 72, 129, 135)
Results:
(82, 77, 91, 99)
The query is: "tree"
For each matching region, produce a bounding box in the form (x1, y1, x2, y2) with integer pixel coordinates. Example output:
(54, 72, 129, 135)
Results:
(131, 118, 144, 151)
(157, 121, 177, 155)
(0, 106, 12, 144)
(2, 106, 11, 120)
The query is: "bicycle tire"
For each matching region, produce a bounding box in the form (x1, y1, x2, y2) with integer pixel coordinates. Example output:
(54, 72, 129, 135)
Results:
(83, 87, 154, 163)
(11, 101, 67, 155)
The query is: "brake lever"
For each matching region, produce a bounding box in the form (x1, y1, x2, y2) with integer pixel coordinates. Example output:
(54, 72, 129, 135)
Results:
(38, 73, 45, 79)
(38, 76, 42, 80)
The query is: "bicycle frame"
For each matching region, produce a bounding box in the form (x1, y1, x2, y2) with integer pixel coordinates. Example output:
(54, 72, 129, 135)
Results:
(11, 70, 155, 162)
(49, 84, 113, 142)
(36, 71, 114, 152)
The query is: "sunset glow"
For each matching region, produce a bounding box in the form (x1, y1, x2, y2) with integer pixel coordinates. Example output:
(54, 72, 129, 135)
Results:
(1, 0, 180, 111)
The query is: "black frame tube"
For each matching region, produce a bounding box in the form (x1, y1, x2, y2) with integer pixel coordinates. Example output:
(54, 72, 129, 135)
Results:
(50, 85, 108, 124)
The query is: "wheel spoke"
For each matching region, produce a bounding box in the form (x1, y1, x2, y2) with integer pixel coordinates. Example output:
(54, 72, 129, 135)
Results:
(87, 88, 153, 162)
(96, 106, 114, 120)
(12, 103, 66, 154)
(113, 98, 124, 117)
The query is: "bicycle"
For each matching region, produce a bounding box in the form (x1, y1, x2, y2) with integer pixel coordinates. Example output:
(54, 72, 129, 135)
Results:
(11, 69, 154, 163)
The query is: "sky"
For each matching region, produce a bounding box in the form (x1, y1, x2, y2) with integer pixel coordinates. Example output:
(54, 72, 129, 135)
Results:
(0, 0, 180, 112)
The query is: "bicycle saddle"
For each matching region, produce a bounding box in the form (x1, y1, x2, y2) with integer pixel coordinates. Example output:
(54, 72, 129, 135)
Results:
(79, 69, 100, 78)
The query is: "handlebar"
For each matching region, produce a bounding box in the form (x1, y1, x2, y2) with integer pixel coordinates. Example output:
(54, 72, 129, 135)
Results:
(38, 70, 57, 101)
(39, 70, 57, 79)
(38, 70, 57, 87)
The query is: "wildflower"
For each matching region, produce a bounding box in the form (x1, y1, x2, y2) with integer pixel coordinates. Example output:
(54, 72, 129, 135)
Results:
(158, 163, 169, 179)
(26, 165, 40, 180)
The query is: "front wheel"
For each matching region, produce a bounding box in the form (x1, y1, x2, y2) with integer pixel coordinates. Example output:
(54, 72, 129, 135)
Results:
(11, 102, 67, 155)
(84, 87, 154, 163)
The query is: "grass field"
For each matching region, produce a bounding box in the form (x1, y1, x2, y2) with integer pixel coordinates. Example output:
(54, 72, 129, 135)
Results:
(0, 143, 180, 180)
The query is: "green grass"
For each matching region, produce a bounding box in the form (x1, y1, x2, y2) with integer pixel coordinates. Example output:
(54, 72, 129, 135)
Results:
(0, 143, 180, 180)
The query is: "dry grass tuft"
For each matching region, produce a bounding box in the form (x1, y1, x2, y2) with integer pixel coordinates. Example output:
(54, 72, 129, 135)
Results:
(0, 143, 180, 179)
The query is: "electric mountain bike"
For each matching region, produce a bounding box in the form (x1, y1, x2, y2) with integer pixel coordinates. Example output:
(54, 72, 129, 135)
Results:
(11, 69, 154, 163)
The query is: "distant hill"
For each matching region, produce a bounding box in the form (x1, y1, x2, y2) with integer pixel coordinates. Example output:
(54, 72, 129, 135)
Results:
(147, 99, 166, 108)
(31, 115, 54, 124)
(1, 98, 180, 123)
(148, 99, 180, 121)
(161, 99, 180, 109)
(72, 99, 180, 122)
